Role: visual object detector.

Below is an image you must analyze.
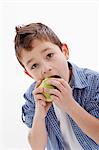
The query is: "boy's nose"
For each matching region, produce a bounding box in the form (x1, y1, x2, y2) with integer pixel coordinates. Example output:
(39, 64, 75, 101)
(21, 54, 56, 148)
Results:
(41, 65, 52, 76)
(43, 68, 52, 74)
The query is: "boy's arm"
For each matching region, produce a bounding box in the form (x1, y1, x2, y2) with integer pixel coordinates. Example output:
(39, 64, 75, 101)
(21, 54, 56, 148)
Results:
(22, 81, 49, 150)
(28, 109, 47, 150)
(67, 99, 99, 144)
(28, 80, 51, 150)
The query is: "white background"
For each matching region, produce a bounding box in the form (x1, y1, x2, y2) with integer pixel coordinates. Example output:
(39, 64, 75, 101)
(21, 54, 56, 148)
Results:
(0, 0, 99, 150)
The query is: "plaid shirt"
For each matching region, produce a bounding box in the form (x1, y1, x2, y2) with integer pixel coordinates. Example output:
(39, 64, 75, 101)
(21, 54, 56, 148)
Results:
(22, 62, 99, 150)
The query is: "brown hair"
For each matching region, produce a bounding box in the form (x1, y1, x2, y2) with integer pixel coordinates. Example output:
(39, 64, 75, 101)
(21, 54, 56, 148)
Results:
(14, 22, 62, 68)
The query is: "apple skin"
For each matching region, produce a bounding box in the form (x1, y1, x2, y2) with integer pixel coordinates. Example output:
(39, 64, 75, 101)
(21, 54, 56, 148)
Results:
(39, 78, 55, 102)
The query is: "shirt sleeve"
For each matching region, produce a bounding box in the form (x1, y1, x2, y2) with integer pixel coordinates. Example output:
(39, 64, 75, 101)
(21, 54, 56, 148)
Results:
(21, 82, 36, 128)
(85, 80, 99, 119)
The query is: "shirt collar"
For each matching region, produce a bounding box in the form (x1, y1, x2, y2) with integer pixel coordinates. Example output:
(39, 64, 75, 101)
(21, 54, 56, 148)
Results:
(68, 62, 89, 89)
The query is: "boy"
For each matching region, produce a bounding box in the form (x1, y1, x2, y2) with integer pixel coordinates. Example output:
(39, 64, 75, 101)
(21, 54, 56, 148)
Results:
(14, 23, 99, 150)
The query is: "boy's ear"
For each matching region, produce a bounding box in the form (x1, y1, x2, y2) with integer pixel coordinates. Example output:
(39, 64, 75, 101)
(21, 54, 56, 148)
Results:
(24, 70, 33, 78)
(61, 43, 69, 59)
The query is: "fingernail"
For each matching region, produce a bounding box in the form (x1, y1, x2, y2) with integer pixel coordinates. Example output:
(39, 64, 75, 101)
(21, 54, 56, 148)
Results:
(47, 80, 51, 84)
(38, 80, 41, 83)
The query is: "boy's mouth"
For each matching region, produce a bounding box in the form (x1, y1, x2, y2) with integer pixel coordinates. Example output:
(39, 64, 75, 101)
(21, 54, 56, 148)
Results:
(50, 75, 61, 78)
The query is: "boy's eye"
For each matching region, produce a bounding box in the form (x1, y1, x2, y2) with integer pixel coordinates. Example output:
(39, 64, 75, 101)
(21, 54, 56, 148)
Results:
(30, 53, 54, 70)
(46, 53, 54, 59)
(31, 64, 38, 69)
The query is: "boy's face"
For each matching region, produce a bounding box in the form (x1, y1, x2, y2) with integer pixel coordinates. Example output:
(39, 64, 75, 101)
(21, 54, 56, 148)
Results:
(21, 39, 70, 82)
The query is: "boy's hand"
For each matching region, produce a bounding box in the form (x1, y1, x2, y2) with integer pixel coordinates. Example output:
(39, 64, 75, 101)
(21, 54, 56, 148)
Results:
(33, 80, 52, 119)
(44, 78, 74, 113)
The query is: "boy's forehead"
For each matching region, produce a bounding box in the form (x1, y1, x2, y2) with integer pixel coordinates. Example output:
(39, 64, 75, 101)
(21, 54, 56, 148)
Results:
(28, 39, 58, 55)
(31, 39, 55, 51)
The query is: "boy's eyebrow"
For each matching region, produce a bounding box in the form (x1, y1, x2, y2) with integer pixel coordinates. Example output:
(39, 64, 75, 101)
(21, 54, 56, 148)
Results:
(26, 47, 50, 66)
(41, 47, 50, 53)
(27, 58, 34, 66)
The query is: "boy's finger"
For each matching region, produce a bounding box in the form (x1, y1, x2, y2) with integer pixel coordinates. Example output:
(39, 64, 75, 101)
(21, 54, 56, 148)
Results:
(38, 100, 46, 107)
(33, 86, 44, 95)
(35, 93, 46, 101)
(35, 80, 42, 88)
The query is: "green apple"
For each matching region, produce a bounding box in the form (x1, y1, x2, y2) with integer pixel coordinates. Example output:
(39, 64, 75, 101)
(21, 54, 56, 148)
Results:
(39, 78, 55, 102)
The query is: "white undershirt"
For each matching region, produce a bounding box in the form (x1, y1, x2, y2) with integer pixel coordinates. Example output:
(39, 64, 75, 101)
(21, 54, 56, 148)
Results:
(53, 103, 83, 150)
